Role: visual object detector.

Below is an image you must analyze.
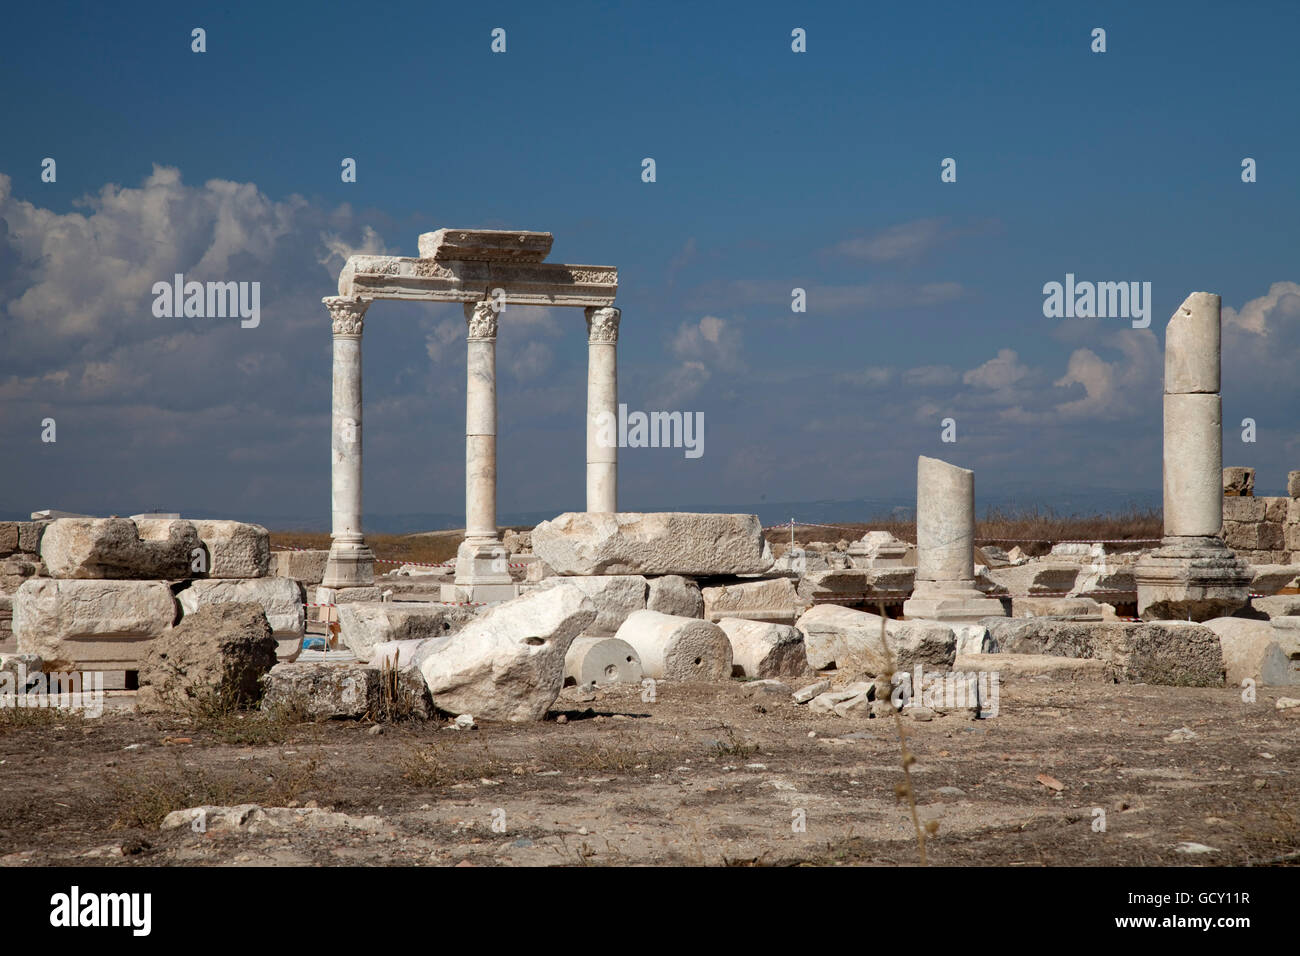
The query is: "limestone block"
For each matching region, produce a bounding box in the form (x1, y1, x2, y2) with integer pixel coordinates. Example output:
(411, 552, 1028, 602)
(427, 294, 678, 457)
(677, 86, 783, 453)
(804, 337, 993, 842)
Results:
(1289, 471, 1300, 499)
(417, 585, 596, 721)
(1222, 497, 1266, 523)
(1010, 596, 1105, 619)
(192, 520, 270, 578)
(262, 662, 432, 720)
(0, 553, 46, 593)
(1164, 292, 1221, 394)
(178, 578, 305, 661)
(1223, 520, 1261, 549)
(136, 603, 279, 713)
(1289, 498, 1300, 525)
(1264, 497, 1289, 523)
(1252, 595, 1300, 618)
(955, 652, 1112, 683)
(336, 601, 484, 663)
(645, 575, 704, 618)
(18, 522, 48, 554)
(717, 618, 808, 679)
(270, 549, 330, 586)
(702, 577, 805, 624)
(564, 635, 643, 686)
(795, 604, 955, 675)
(613, 610, 732, 682)
(41, 518, 199, 579)
(1222, 467, 1255, 497)
(1287, 525, 1300, 552)
(1202, 618, 1300, 686)
(981, 618, 1225, 686)
(531, 512, 773, 576)
(0, 523, 17, 557)
(535, 574, 647, 635)
(12, 579, 176, 670)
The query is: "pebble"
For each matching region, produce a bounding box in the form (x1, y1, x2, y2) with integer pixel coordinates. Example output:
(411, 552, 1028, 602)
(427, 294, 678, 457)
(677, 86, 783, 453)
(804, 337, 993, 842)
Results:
(367, 724, 384, 736)
(1275, 697, 1300, 711)
(910, 706, 935, 722)
(1164, 727, 1198, 743)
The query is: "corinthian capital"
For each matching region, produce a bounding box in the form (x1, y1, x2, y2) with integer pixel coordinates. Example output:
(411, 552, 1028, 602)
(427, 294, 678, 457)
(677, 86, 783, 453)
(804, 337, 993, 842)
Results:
(585, 306, 620, 343)
(464, 300, 499, 340)
(324, 295, 370, 335)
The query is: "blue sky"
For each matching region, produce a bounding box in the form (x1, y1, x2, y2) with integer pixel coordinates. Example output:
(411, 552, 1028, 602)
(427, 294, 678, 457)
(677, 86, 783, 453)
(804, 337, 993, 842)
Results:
(1, 0, 1297, 526)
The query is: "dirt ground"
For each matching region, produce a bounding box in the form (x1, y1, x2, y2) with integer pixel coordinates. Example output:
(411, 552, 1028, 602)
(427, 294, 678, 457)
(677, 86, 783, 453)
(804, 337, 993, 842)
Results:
(1, 674, 1296, 867)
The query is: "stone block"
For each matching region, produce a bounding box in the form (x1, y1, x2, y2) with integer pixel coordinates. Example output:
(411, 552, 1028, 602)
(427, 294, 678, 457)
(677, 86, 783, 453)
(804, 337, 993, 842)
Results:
(1222, 467, 1255, 497)
(270, 549, 330, 586)
(717, 618, 808, 680)
(12, 579, 176, 671)
(702, 577, 805, 624)
(262, 661, 432, 720)
(535, 574, 647, 635)
(336, 601, 482, 663)
(531, 512, 773, 576)
(1222, 497, 1266, 522)
(178, 578, 305, 661)
(416, 584, 595, 722)
(982, 618, 1225, 686)
(645, 575, 703, 618)
(795, 603, 955, 675)
(0, 523, 18, 557)
(1202, 617, 1300, 686)
(41, 518, 198, 579)
(192, 520, 270, 578)
(136, 603, 279, 712)
(1289, 471, 1300, 499)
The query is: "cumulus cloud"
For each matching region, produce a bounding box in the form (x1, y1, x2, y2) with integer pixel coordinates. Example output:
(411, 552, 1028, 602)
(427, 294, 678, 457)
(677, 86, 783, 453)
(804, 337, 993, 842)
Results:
(963, 348, 1030, 390)
(1223, 281, 1300, 336)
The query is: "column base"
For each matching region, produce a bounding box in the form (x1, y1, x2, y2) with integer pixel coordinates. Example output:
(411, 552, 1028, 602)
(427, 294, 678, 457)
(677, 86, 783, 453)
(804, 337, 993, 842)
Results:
(903, 580, 1008, 623)
(454, 537, 513, 587)
(322, 540, 376, 589)
(1135, 535, 1252, 622)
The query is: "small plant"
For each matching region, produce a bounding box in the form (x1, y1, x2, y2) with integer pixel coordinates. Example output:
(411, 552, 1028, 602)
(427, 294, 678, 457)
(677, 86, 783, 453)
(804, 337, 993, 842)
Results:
(713, 725, 758, 760)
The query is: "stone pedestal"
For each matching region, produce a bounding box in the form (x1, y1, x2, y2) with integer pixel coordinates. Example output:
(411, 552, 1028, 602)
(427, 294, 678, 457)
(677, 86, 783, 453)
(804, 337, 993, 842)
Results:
(585, 307, 619, 512)
(322, 297, 375, 589)
(903, 456, 1006, 623)
(1137, 292, 1250, 621)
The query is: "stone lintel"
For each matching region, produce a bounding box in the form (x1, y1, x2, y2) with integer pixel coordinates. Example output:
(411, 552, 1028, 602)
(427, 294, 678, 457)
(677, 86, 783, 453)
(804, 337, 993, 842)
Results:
(417, 228, 554, 262)
(339, 256, 617, 307)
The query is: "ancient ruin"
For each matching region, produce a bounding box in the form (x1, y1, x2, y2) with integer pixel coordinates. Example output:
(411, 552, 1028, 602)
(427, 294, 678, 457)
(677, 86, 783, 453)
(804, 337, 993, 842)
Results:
(319, 229, 620, 604)
(1135, 293, 1252, 620)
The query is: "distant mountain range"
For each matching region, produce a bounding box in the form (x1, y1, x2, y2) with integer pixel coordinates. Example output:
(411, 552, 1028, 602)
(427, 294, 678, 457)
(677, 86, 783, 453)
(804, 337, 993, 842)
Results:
(2, 487, 1170, 534)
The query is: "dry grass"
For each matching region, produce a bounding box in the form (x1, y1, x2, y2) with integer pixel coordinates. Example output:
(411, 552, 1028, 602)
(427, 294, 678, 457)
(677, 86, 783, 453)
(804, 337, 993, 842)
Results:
(109, 755, 321, 829)
(765, 506, 1162, 557)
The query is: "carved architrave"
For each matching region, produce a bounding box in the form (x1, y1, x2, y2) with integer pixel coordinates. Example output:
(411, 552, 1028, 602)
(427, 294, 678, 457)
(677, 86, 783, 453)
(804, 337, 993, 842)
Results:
(464, 300, 499, 340)
(324, 295, 370, 335)
(585, 306, 621, 343)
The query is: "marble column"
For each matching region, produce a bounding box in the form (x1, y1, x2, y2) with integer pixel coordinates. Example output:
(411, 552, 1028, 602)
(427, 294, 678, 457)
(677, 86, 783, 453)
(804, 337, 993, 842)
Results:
(453, 300, 513, 593)
(902, 455, 1005, 622)
(585, 306, 620, 512)
(1136, 292, 1250, 620)
(321, 295, 375, 589)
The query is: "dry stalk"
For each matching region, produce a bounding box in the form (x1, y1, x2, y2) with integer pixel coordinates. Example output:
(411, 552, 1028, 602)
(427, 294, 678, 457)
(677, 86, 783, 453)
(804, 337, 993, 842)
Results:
(877, 600, 929, 865)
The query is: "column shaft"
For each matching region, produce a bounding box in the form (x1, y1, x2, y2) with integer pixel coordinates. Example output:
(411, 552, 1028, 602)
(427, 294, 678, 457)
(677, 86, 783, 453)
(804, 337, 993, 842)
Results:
(586, 307, 620, 513)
